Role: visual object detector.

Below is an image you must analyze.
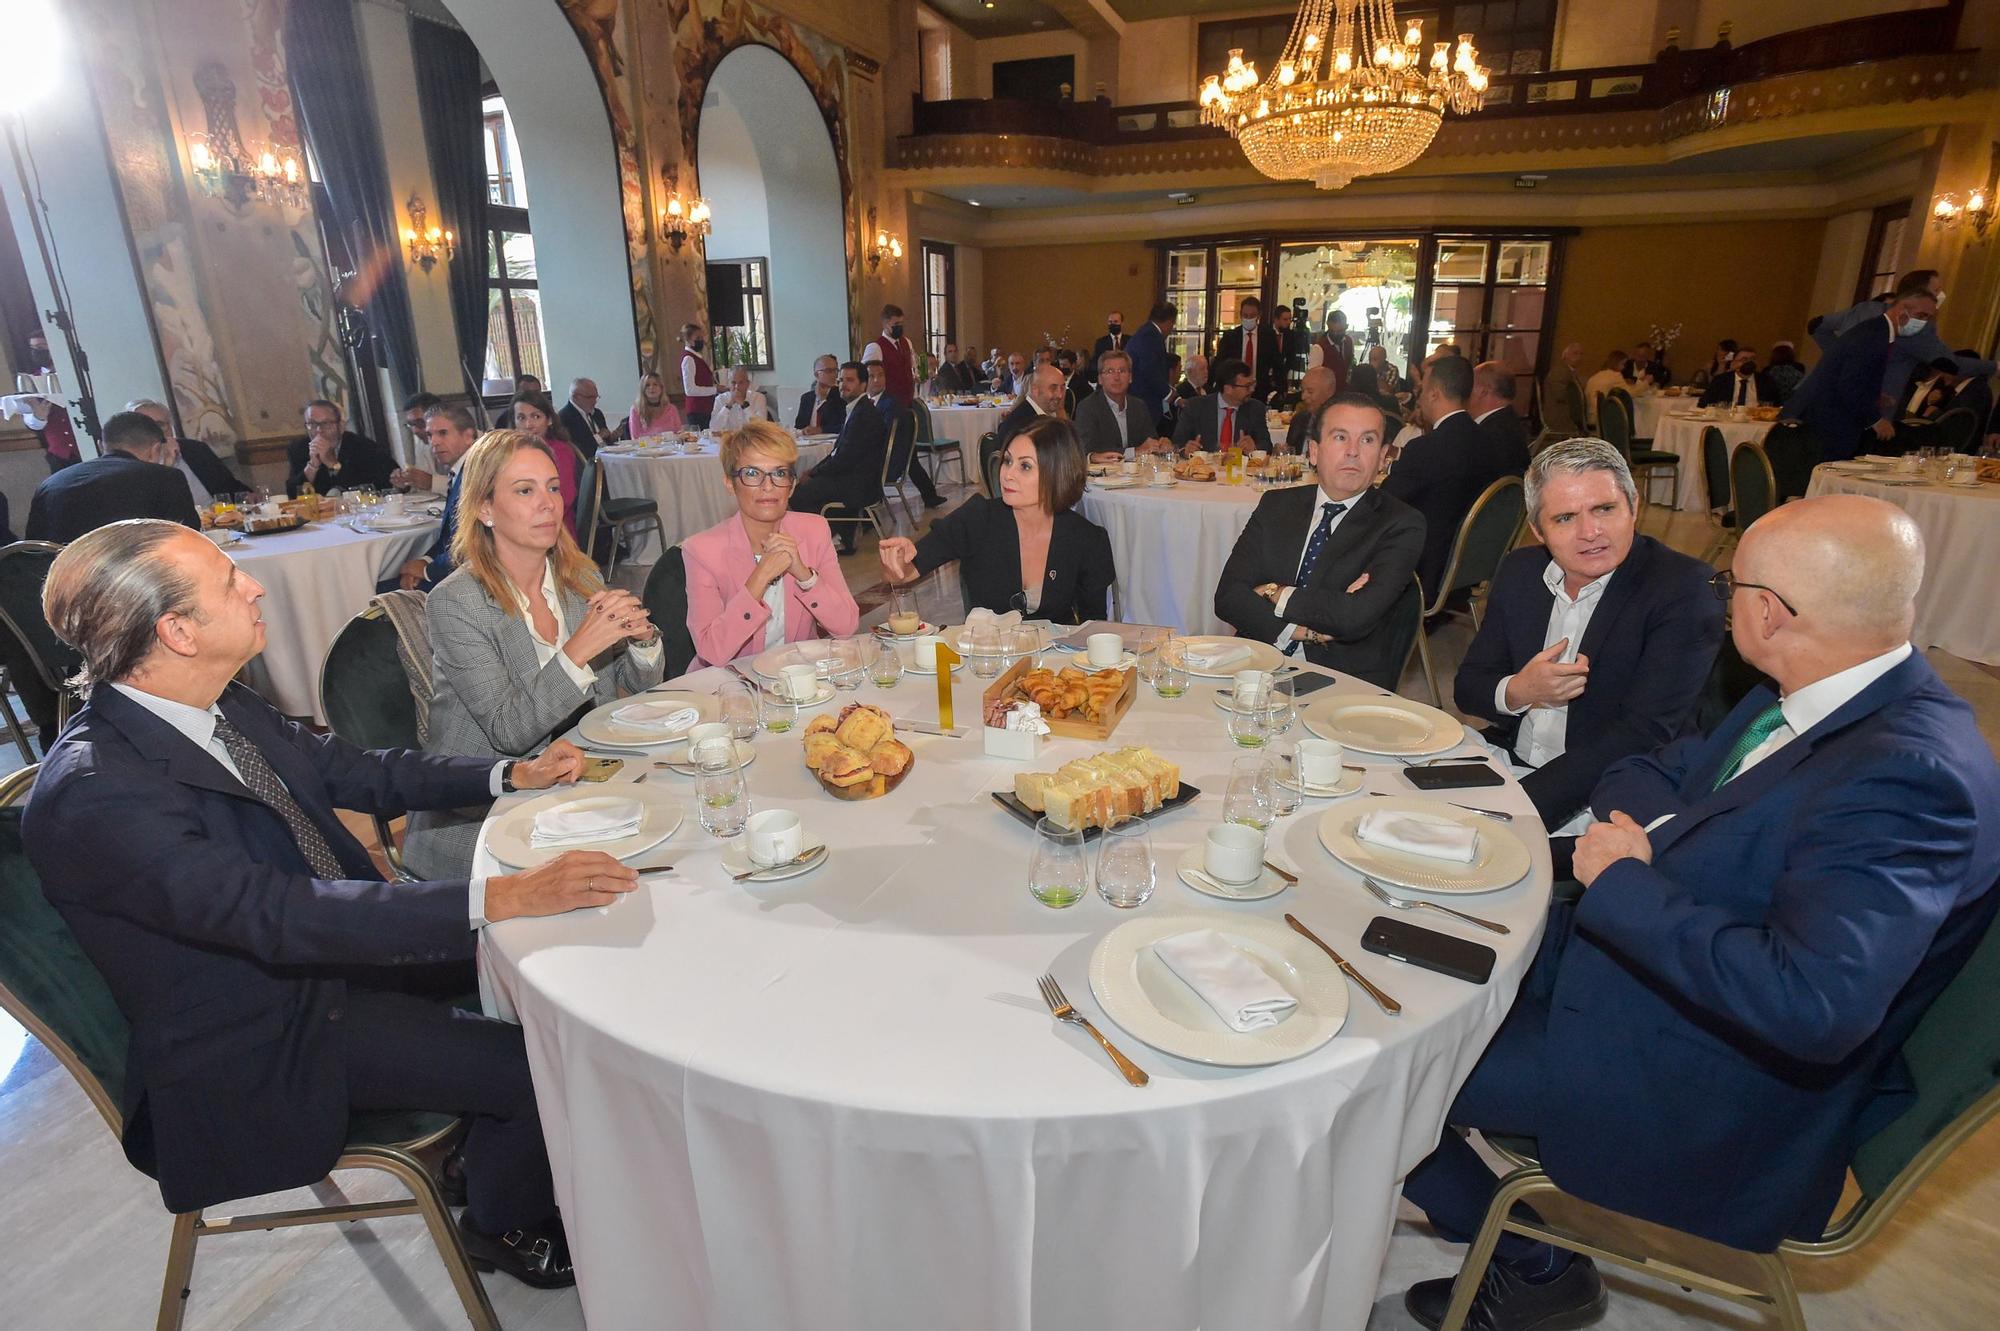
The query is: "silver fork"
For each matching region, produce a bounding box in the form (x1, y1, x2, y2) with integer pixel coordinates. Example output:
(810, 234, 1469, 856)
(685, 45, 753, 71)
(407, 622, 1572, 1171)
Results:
(1036, 974, 1149, 1086)
(1361, 875, 1510, 934)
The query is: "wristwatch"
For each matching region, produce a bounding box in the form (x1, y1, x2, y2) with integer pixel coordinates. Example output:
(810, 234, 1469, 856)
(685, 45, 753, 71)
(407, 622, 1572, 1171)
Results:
(500, 761, 520, 794)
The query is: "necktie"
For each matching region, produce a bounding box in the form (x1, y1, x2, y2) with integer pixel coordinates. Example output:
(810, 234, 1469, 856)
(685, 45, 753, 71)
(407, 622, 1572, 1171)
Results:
(1734, 378, 1747, 407)
(428, 468, 461, 583)
(212, 714, 348, 878)
(1710, 702, 1788, 790)
(1220, 406, 1235, 450)
(1283, 501, 1347, 656)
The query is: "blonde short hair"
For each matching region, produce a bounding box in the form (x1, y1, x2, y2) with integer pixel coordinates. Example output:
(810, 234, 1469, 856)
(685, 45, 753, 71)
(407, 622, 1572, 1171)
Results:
(720, 418, 798, 476)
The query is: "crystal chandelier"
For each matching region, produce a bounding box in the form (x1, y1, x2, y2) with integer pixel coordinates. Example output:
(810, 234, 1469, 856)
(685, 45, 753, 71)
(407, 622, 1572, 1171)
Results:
(1199, 0, 1489, 191)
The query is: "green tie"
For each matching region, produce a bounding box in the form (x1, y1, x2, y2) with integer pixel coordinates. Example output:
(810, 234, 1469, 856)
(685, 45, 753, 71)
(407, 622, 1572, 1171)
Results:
(1711, 702, 1788, 790)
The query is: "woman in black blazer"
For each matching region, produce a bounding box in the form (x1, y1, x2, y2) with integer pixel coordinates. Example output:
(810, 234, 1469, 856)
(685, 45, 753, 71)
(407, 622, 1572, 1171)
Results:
(879, 417, 1114, 624)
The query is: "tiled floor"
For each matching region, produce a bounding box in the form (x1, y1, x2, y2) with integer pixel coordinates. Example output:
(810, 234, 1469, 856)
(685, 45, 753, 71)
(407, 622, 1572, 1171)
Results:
(3, 484, 1996, 1330)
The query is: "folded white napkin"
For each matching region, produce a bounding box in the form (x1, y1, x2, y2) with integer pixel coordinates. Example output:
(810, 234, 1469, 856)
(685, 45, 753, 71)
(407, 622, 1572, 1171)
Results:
(1185, 640, 1252, 671)
(610, 701, 699, 734)
(964, 607, 1022, 634)
(1151, 929, 1299, 1032)
(1356, 810, 1479, 863)
(530, 796, 643, 848)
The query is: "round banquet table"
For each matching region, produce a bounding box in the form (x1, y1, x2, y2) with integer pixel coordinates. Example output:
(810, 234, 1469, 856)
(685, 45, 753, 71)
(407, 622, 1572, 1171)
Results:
(475, 661, 1554, 1331)
(1078, 477, 1312, 635)
(1807, 463, 2000, 666)
(1648, 414, 1773, 510)
(1629, 391, 1680, 439)
(926, 402, 1007, 452)
(230, 517, 438, 724)
(600, 436, 835, 564)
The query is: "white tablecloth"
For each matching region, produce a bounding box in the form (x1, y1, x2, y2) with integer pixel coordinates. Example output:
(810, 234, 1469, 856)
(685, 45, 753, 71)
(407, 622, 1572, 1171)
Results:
(1079, 479, 1309, 635)
(600, 438, 835, 564)
(1649, 415, 1774, 511)
(476, 665, 1553, 1331)
(1807, 465, 2000, 665)
(926, 403, 1007, 451)
(230, 518, 438, 723)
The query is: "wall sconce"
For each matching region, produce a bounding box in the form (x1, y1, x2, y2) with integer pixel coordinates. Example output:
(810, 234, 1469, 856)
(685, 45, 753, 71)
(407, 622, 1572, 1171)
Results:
(659, 188, 712, 254)
(866, 206, 903, 274)
(186, 62, 305, 209)
(1930, 143, 2000, 241)
(402, 193, 455, 273)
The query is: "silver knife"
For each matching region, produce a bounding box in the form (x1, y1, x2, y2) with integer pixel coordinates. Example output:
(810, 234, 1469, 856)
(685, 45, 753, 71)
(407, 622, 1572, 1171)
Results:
(899, 720, 967, 737)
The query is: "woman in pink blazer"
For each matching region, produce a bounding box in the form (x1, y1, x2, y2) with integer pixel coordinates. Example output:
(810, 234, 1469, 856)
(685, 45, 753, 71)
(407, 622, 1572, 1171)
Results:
(683, 419, 860, 667)
(629, 371, 684, 438)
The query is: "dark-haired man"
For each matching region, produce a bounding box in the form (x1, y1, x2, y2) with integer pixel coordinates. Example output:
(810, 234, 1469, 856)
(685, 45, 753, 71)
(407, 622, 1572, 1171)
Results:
(1172, 357, 1273, 453)
(1803, 268, 1996, 445)
(285, 399, 396, 497)
(26, 409, 200, 542)
(1127, 301, 1178, 410)
(792, 360, 886, 554)
(1385, 355, 1509, 601)
(1212, 294, 1282, 403)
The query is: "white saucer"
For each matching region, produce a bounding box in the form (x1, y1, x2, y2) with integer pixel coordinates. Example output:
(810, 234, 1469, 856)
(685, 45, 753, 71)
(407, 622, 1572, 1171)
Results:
(1075, 651, 1139, 671)
(1276, 767, 1364, 799)
(767, 681, 836, 707)
(1175, 847, 1288, 901)
(662, 739, 757, 775)
(720, 842, 828, 883)
(905, 656, 963, 676)
(873, 620, 939, 640)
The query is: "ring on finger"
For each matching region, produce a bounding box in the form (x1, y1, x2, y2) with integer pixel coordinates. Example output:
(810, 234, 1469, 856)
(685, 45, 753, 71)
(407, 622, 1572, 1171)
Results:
(587, 876, 595, 892)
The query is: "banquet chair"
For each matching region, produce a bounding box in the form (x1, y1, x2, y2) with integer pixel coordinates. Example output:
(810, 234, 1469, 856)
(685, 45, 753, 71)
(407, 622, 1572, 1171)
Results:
(1607, 386, 1644, 443)
(1934, 406, 1980, 456)
(0, 667, 33, 763)
(819, 426, 903, 550)
(1599, 399, 1681, 516)
(0, 541, 81, 734)
(1760, 420, 1820, 505)
(1383, 575, 1428, 702)
(1729, 441, 1778, 542)
(1414, 477, 1525, 707)
(0, 767, 500, 1331)
(586, 458, 663, 577)
(980, 432, 1003, 499)
(639, 546, 699, 680)
(320, 601, 428, 880)
(1700, 426, 1736, 564)
(881, 413, 921, 528)
(1438, 893, 2000, 1331)
(911, 399, 969, 487)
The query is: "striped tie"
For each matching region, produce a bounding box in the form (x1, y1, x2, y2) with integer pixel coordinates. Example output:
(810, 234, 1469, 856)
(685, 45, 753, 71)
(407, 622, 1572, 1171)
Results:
(213, 715, 348, 878)
(1282, 501, 1346, 656)
(1710, 702, 1788, 790)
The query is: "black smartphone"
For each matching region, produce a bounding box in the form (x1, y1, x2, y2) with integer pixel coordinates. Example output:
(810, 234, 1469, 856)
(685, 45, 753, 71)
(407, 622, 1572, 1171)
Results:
(1289, 672, 1344, 700)
(1361, 915, 1497, 985)
(1402, 762, 1505, 791)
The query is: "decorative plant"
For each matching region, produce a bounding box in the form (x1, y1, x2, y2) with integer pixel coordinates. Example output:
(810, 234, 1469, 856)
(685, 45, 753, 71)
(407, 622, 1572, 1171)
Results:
(1647, 322, 1684, 356)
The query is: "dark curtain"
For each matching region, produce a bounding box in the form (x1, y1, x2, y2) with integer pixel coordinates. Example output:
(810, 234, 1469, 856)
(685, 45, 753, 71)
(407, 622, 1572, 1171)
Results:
(284, 0, 421, 400)
(411, 15, 490, 401)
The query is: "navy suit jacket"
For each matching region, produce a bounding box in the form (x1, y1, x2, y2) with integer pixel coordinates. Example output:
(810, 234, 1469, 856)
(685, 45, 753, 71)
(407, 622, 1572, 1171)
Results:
(810, 395, 887, 484)
(795, 388, 847, 435)
(22, 682, 497, 1213)
(1170, 392, 1273, 452)
(1126, 320, 1172, 411)
(1454, 537, 1723, 826)
(25, 450, 201, 543)
(1529, 652, 2000, 1249)
(1382, 410, 1509, 598)
(1782, 316, 1892, 461)
(423, 467, 462, 586)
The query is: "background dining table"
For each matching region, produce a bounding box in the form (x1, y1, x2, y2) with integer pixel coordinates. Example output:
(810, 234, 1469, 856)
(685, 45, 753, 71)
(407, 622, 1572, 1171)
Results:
(1648, 412, 1775, 511)
(925, 401, 1009, 452)
(475, 657, 1554, 1331)
(599, 434, 836, 564)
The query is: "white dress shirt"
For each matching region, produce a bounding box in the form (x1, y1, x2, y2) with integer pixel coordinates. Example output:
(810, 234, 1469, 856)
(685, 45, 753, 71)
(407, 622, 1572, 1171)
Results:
(1495, 562, 1614, 769)
(755, 547, 820, 651)
(506, 559, 663, 691)
(1726, 374, 1761, 408)
(1105, 393, 1130, 453)
(1271, 485, 1360, 650)
(710, 390, 771, 434)
(175, 457, 211, 508)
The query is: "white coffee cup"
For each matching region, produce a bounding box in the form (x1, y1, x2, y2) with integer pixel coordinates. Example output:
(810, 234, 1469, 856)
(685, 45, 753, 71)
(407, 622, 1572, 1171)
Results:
(1204, 824, 1266, 885)
(780, 663, 819, 701)
(1086, 632, 1125, 668)
(687, 721, 732, 755)
(1296, 738, 1346, 787)
(1121, 459, 1139, 475)
(904, 633, 943, 669)
(1232, 668, 1271, 710)
(745, 809, 803, 866)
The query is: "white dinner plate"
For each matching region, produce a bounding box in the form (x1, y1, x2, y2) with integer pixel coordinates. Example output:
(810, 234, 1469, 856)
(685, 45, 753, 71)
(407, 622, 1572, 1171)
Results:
(1087, 912, 1348, 1067)
(1303, 695, 1462, 756)
(1089, 476, 1139, 490)
(1175, 847, 1288, 902)
(576, 691, 716, 750)
(1177, 635, 1287, 678)
(485, 787, 684, 869)
(750, 638, 843, 680)
(1317, 796, 1530, 894)
(720, 842, 828, 883)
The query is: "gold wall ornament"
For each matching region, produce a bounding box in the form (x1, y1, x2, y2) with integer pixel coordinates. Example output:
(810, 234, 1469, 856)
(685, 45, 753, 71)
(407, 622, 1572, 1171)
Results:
(401, 194, 455, 273)
(1197, 0, 1488, 190)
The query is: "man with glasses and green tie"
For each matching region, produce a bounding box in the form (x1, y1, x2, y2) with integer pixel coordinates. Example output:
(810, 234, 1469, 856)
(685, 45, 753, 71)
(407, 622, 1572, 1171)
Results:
(1398, 494, 2000, 1331)
(285, 398, 395, 497)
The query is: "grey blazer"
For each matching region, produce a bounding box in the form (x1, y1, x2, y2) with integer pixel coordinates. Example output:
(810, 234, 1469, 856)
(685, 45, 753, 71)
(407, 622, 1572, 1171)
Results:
(403, 565, 666, 879)
(1073, 389, 1158, 456)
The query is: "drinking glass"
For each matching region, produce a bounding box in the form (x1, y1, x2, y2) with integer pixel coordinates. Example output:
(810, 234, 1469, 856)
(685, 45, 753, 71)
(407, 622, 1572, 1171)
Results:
(718, 678, 757, 741)
(1223, 756, 1276, 830)
(1004, 627, 1041, 672)
(1263, 677, 1296, 737)
(832, 637, 868, 691)
(695, 743, 749, 837)
(757, 686, 797, 733)
(1227, 697, 1271, 748)
(969, 623, 1003, 679)
(871, 640, 904, 688)
(1028, 817, 1089, 908)
(1271, 748, 1305, 817)
(1134, 627, 1167, 687)
(1153, 636, 1189, 699)
(1095, 819, 1156, 909)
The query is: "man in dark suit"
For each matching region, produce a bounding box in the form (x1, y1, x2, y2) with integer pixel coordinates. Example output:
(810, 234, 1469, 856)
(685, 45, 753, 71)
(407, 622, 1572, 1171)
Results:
(1401, 495, 2000, 1331)
(1075, 350, 1171, 461)
(931, 341, 983, 393)
(26, 410, 200, 543)
(1697, 348, 1777, 409)
(398, 404, 478, 590)
(1469, 360, 1532, 474)
(1215, 392, 1426, 689)
(24, 520, 639, 1287)
(1172, 357, 1273, 453)
(1126, 302, 1177, 413)
(1384, 355, 1509, 601)
(558, 377, 615, 459)
(286, 399, 396, 497)
(1784, 279, 1940, 461)
(128, 398, 249, 503)
(1211, 294, 1283, 403)
(982, 361, 1066, 485)
(1455, 438, 1724, 829)
(795, 353, 848, 435)
(1285, 366, 1337, 453)
(1086, 310, 1126, 389)
(792, 361, 887, 554)
(1806, 268, 1996, 443)
(1271, 303, 1306, 404)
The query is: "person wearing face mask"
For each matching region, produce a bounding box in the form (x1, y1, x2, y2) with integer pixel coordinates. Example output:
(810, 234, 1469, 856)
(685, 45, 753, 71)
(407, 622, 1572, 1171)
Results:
(1212, 295, 1282, 404)
(1797, 268, 1997, 445)
(1086, 311, 1125, 388)
(860, 303, 918, 408)
(679, 323, 717, 428)
(1783, 278, 1941, 462)
(1697, 349, 1775, 409)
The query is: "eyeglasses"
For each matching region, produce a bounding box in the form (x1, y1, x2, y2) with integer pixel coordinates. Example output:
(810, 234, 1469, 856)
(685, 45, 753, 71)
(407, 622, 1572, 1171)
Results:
(731, 466, 797, 488)
(1708, 569, 1799, 618)
(306, 418, 341, 433)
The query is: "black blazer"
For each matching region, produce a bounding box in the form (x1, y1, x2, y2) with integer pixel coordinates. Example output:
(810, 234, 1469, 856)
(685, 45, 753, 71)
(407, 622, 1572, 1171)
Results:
(1171, 393, 1273, 451)
(912, 495, 1113, 625)
(1212, 324, 1284, 402)
(179, 436, 248, 497)
(809, 395, 886, 483)
(1454, 537, 1725, 826)
(1698, 371, 1779, 409)
(795, 387, 847, 435)
(933, 360, 983, 393)
(1383, 410, 1508, 599)
(1214, 485, 1426, 689)
(25, 450, 200, 543)
(981, 398, 1045, 482)
(1476, 408, 1532, 474)
(558, 402, 609, 458)
(1073, 389, 1157, 456)
(21, 682, 496, 1213)
(284, 430, 396, 497)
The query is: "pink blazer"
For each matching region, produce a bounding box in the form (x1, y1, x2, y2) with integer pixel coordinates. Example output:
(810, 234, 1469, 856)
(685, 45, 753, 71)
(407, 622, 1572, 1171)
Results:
(630, 403, 683, 437)
(683, 511, 860, 667)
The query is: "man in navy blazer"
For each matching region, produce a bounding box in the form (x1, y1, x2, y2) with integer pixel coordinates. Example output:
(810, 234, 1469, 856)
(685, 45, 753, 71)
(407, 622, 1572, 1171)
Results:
(397, 404, 477, 590)
(25, 410, 200, 543)
(791, 360, 887, 553)
(1125, 301, 1177, 414)
(1400, 495, 2000, 1331)
(1783, 279, 1940, 460)
(23, 520, 639, 1288)
(1456, 439, 1723, 830)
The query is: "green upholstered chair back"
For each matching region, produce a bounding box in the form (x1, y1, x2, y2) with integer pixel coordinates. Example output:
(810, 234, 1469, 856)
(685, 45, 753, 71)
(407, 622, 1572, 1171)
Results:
(911, 398, 935, 444)
(1701, 426, 1732, 515)
(1608, 386, 1637, 433)
(1441, 476, 1525, 605)
(982, 433, 1003, 499)
(1761, 420, 1820, 504)
(1730, 441, 1777, 530)
(1934, 406, 1979, 455)
(1599, 397, 1633, 461)
(0, 769, 129, 1133)
(1563, 380, 1586, 435)
(0, 541, 81, 695)
(641, 546, 698, 681)
(1385, 575, 1426, 691)
(320, 607, 421, 752)
(1850, 895, 2000, 1199)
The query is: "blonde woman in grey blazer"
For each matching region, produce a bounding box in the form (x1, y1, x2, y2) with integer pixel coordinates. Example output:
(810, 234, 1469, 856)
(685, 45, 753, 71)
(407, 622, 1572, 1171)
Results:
(405, 431, 665, 879)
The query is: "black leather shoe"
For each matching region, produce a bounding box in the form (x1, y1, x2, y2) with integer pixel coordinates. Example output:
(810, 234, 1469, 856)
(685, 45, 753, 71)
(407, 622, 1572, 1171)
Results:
(457, 1213, 576, 1290)
(1405, 1256, 1605, 1331)
(435, 1142, 468, 1209)
(923, 494, 947, 509)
